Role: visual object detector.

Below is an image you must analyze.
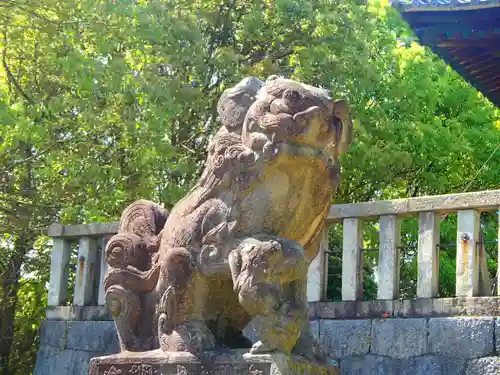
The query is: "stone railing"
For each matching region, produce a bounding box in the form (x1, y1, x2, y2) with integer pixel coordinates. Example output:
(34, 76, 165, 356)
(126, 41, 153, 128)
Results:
(46, 222, 118, 320)
(46, 189, 500, 320)
(38, 190, 500, 375)
(315, 189, 500, 302)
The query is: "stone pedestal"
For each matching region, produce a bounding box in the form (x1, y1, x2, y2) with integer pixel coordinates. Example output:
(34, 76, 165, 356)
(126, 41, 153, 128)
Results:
(89, 349, 339, 375)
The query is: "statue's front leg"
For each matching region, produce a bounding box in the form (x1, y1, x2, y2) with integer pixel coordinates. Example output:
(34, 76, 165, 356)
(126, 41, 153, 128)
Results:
(156, 246, 216, 355)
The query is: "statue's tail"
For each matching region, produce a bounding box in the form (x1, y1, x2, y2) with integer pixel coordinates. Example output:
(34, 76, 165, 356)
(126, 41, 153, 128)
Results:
(103, 200, 168, 293)
(102, 200, 168, 352)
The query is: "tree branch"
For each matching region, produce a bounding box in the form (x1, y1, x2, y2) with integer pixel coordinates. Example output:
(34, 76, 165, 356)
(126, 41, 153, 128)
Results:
(2, 30, 36, 105)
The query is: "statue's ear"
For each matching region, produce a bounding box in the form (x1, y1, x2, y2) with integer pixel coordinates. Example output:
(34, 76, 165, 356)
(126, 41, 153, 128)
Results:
(333, 100, 353, 157)
(217, 77, 264, 132)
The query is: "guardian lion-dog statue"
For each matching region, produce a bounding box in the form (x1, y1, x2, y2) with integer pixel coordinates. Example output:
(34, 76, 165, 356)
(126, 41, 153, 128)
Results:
(103, 75, 353, 367)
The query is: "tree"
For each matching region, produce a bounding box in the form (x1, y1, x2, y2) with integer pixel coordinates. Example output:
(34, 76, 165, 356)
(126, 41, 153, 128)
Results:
(322, 2, 500, 300)
(1, 0, 499, 372)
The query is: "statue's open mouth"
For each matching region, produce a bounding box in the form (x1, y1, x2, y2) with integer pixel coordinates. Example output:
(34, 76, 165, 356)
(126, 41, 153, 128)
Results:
(274, 103, 352, 162)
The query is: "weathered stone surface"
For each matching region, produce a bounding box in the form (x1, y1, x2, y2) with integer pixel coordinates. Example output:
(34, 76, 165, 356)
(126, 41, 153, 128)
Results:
(73, 237, 98, 306)
(310, 320, 320, 341)
(428, 317, 494, 358)
(340, 355, 401, 375)
(100, 75, 354, 365)
(319, 319, 371, 358)
(66, 321, 119, 353)
(456, 210, 480, 297)
(33, 345, 100, 375)
(496, 319, 500, 355)
(48, 222, 119, 238)
(80, 306, 113, 321)
(327, 189, 500, 222)
(89, 349, 340, 375)
(340, 355, 466, 375)
(314, 300, 395, 320)
(465, 357, 500, 375)
(405, 355, 466, 375)
(341, 218, 364, 301)
(243, 320, 320, 345)
(307, 230, 328, 302)
(44, 298, 498, 322)
(371, 318, 428, 359)
(46, 306, 113, 321)
(46, 306, 82, 321)
(377, 215, 401, 300)
(47, 238, 71, 307)
(312, 297, 500, 320)
(417, 211, 439, 298)
(39, 320, 67, 348)
(430, 297, 500, 318)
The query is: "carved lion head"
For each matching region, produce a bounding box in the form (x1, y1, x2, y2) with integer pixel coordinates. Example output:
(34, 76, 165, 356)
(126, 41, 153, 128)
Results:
(199, 76, 353, 193)
(216, 76, 353, 161)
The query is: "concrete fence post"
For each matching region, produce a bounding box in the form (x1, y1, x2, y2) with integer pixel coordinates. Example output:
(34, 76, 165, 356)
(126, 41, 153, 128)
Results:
(417, 211, 440, 298)
(456, 210, 480, 297)
(47, 238, 72, 306)
(307, 229, 328, 302)
(97, 236, 110, 306)
(342, 218, 364, 301)
(73, 237, 98, 306)
(378, 215, 401, 300)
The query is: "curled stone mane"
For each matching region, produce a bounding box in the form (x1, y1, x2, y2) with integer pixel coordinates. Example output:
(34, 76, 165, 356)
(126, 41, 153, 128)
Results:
(198, 75, 348, 199)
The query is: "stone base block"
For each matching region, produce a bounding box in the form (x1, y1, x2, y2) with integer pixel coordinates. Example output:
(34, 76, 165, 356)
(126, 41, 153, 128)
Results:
(89, 349, 339, 375)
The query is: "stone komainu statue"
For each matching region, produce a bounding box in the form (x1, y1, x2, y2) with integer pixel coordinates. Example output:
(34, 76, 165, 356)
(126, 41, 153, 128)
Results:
(103, 75, 353, 364)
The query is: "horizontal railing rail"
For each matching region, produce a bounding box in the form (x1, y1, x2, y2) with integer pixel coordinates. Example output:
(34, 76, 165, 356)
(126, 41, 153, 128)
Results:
(46, 189, 500, 319)
(320, 189, 500, 302)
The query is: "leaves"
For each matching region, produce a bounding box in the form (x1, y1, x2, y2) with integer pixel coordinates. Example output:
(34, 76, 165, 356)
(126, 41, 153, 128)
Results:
(0, 0, 499, 371)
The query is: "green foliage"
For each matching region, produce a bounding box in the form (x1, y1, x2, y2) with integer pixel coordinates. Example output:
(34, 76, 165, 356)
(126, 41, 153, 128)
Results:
(9, 278, 47, 374)
(0, 0, 499, 373)
(321, 0, 500, 302)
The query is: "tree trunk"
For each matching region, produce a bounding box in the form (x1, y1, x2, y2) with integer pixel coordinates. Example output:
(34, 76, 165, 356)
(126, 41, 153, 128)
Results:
(0, 231, 31, 375)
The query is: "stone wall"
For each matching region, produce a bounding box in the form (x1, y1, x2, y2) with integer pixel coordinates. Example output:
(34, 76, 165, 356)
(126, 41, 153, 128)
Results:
(314, 317, 499, 375)
(34, 316, 500, 375)
(34, 320, 118, 375)
(305, 298, 500, 375)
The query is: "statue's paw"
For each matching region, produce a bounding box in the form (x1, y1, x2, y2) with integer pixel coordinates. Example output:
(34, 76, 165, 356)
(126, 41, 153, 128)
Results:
(249, 340, 278, 354)
(159, 320, 216, 355)
(122, 335, 144, 352)
(158, 313, 173, 335)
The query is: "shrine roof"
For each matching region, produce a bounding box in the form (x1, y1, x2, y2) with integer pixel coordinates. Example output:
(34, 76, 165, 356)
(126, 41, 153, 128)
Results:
(393, 0, 500, 107)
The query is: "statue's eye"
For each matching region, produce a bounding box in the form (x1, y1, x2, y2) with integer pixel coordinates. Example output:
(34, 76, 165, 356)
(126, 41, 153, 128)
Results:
(282, 89, 303, 106)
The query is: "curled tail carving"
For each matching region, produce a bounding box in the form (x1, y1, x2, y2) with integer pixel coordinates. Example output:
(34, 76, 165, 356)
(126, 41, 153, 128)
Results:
(103, 200, 168, 351)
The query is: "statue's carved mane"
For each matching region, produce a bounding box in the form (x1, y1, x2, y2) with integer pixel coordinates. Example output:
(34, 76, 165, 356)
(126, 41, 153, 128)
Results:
(197, 75, 348, 202)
